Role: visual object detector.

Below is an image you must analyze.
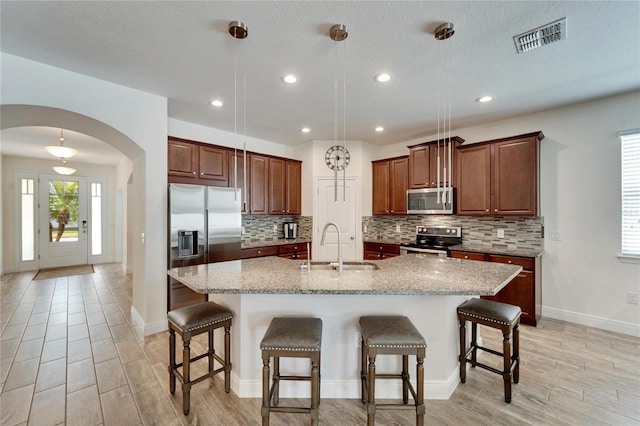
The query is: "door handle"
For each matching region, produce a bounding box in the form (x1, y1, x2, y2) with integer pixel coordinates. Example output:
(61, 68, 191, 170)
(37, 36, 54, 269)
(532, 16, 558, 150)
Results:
(82, 220, 87, 234)
(350, 236, 355, 240)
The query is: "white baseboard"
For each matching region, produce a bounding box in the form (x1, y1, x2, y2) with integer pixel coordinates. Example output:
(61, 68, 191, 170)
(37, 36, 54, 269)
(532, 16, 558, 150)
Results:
(130, 305, 168, 336)
(232, 370, 459, 400)
(542, 306, 640, 337)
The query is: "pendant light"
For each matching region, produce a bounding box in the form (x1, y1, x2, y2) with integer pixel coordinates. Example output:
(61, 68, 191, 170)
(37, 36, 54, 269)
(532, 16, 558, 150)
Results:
(229, 20, 248, 210)
(434, 22, 454, 209)
(53, 158, 76, 176)
(329, 24, 349, 203)
(46, 128, 77, 159)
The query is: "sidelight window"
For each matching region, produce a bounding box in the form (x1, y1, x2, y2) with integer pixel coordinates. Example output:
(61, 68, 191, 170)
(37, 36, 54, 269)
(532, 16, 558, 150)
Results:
(621, 130, 640, 258)
(20, 178, 35, 261)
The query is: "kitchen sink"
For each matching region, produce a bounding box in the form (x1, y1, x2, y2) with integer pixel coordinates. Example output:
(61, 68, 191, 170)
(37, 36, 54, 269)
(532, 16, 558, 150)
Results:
(298, 261, 379, 271)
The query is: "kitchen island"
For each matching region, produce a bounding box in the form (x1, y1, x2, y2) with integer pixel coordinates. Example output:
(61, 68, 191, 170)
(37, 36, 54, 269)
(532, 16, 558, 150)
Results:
(168, 254, 521, 400)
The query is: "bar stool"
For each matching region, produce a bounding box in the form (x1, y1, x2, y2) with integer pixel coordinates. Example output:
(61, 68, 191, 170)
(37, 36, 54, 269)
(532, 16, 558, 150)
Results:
(167, 301, 233, 415)
(457, 298, 521, 403)
(359, 315, 427, 426)
(260, 317, 322, 426)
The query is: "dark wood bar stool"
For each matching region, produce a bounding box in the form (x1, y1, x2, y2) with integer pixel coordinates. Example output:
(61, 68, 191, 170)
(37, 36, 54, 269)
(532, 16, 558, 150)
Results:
(457, 298, 521, 403)
(359, 315, 427, 426)
(167, 301, 233, 415)
(260, 317, 322, 426)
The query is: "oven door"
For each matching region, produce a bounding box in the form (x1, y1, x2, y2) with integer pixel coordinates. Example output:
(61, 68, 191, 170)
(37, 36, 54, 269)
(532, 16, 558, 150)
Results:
(400, 246, 449, 258)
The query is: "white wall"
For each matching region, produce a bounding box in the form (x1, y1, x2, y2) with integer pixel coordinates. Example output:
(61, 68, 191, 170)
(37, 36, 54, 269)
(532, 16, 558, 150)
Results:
(1, 53, 168, 335)
(1, 155, 119, 271)
(380, 91, 640, 334)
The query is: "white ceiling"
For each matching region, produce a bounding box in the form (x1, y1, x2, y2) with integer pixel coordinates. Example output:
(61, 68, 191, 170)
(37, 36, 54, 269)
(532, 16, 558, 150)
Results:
(1, 1, 639, 165)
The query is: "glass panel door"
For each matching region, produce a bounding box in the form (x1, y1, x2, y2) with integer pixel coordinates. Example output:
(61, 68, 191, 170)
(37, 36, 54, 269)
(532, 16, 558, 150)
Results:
(39, 174, 88, 268)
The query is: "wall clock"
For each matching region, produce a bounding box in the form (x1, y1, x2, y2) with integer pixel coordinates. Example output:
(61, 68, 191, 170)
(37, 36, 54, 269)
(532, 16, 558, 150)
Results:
(325, 145, 350, 171)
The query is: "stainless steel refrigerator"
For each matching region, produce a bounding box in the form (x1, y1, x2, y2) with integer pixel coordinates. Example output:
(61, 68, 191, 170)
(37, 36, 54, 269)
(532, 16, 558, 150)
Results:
(168, 184, 242, 311)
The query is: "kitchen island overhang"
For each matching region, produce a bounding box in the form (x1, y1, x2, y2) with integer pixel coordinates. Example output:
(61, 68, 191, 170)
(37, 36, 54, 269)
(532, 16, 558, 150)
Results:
(168, 254, 522, 400)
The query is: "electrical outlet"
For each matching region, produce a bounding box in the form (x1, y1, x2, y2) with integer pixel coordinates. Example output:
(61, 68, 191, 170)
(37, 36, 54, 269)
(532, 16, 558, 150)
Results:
(242, 226, 246, 235)
(627, 292, 639, 305)
(497, 229, 505, 238)
(395, 224, 401, 233)
(273, 224, 278, 232)
(363, 225, 368, 233)
(354, 331, 361, 348)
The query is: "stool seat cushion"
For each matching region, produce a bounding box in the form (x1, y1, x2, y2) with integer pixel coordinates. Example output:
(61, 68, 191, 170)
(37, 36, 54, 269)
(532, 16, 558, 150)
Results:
(457, 298, 521, 326)
(359, 316, 427, 348)
(260, 317, 322, 351)
(168, 301, 233, 333)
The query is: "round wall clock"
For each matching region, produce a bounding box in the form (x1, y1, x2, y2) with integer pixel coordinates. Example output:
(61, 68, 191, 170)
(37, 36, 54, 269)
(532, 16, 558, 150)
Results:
(325, 145, 350, 171)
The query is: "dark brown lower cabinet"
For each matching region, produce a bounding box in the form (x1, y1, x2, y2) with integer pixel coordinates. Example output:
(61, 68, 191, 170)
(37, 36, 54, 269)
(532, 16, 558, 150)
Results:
(363, 242, 400, 260)
(450, 251, 541, 326)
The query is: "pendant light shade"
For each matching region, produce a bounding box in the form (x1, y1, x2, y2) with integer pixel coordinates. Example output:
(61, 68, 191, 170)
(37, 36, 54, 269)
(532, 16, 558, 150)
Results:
(53, 158, 76, 175)
(45, 129, 77, 159)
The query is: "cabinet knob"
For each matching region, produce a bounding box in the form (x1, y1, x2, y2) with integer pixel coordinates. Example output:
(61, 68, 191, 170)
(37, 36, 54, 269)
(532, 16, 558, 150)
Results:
(486, 209, 489, 212)
(508, 260, 512, 264)
(257, 250, 261, 254)
(390, 210, 394, 213)
(294, 246, 298, 250)
(193, 171, 197, 175)
(381, 254, 386, 259)
(200, 172, 204, 176)
(464, 255, 469, 259)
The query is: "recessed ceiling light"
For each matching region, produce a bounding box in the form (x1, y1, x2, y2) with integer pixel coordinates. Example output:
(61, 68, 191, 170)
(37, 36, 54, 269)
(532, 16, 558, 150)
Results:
(301, 127, 310, 133)
(374, 73, 391, 83)
(375, 126, 384, 132)
(282, 74, 297, 84)
(476, 96, 493, 103)
(210, 99, 223, 107)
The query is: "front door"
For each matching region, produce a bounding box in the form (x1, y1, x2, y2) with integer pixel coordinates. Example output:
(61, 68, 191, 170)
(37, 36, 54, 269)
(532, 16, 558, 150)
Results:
(315, 177, 358, 261)
(39, 174, 88, 268)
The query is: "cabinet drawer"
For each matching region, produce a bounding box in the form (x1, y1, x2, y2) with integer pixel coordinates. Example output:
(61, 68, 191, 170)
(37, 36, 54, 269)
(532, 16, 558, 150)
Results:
(278, 251, 308, 260)
(364, 250, 398, 260)
(450, 251, 486, 261)
(487, 255, 533, 271)
(241, 246, 277, 259)
(278, 243, 310, 255)
(363, 243, 400, 254)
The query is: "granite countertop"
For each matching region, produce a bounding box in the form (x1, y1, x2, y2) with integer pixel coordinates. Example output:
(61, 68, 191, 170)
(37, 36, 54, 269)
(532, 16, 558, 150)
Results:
(363, 238, 409, 245)
(449, 244, 543, 258)
(242, 239, 312, 249)
(168, 253, 522, 296)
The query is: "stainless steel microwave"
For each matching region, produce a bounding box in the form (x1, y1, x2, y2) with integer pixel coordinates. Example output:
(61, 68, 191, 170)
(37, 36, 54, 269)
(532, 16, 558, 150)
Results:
(407, 187, 455, 214)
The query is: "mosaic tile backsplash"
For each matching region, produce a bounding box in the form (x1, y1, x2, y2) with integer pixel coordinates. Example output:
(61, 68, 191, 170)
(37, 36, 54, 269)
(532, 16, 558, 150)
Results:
(362, 215, 544, 250)
(242, 215, 312, 244)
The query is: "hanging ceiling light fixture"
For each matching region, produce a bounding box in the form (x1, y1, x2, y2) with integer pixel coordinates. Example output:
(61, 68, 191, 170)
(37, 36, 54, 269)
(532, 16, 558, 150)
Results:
(434, 22, 454, 209)
(53, 158, 76, 176)
(328, 24, 350, 203)
(228, 20, 248, 209)
(45, 128, 77, 159)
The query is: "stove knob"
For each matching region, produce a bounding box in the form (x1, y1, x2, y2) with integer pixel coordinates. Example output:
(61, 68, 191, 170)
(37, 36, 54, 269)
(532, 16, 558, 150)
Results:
(446, 229, 451, 234)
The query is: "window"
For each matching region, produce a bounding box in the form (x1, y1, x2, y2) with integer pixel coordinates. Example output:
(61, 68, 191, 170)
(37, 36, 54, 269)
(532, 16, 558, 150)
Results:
(91, 182, 103, 256)
(621, 131, 640, 257)
(20, 178, 35, 261)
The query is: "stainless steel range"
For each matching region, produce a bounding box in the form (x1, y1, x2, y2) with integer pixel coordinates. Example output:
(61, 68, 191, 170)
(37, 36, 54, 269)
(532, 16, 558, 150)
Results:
(400, 226, 462, 257)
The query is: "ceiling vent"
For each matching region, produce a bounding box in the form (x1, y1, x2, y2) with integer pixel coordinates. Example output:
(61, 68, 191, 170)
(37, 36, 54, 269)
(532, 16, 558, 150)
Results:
(513, 17, 567, 53)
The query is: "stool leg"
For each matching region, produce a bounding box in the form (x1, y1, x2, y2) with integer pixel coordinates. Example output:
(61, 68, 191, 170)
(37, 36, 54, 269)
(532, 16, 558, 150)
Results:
(360, 337, 367, 403)
(367, 353, 376, 426)
(261, 355, 270, 426)
(273, 357, 280, 406)
(502, 330, 512, 403)
(169, 328, 176, 395)
(402, 354, 409, 404)
(416, 355, 425, 426)
(458, 320, 466, 383)
(513, 324, 520, 384)
(208, 330, 214, 374)
(182, 338, 191, 415)
(224, 325, 231, 393)
(311, 357, 320, 426)
(471, 322, 478, 367)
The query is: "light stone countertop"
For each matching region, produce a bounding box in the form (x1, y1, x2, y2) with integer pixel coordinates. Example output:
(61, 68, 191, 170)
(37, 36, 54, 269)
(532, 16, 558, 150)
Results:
(168, 253, 522, 296)
(241, 239, 311, 249)
(449, 244, 544, 258)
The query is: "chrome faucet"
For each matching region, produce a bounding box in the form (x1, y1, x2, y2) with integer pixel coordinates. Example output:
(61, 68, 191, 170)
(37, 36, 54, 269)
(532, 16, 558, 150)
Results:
(320, 222, 343, 272)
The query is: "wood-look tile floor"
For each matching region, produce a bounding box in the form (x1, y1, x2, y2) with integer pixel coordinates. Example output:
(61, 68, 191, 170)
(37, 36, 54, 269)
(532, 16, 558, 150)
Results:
(1, 264, 639, 425)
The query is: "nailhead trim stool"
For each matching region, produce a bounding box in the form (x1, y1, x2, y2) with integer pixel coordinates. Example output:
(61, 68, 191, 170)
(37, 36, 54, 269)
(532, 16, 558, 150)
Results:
(168, 301, 233, 415)
(260, 317, 322, 426)
(457, 298, 521, 403)
(359, 316, 427, 426)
